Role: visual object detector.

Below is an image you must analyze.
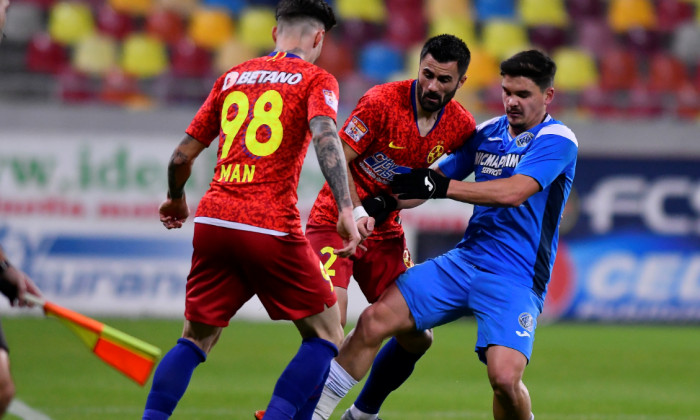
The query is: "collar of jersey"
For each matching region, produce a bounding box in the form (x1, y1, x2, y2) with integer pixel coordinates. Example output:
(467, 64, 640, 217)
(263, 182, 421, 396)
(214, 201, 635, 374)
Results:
(410, 80, 446, 137)
(268, 51, 302, 60)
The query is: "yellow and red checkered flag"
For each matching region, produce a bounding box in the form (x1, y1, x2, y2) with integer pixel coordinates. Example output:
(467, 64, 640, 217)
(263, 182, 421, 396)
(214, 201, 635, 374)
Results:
(25, 294, 161, 386)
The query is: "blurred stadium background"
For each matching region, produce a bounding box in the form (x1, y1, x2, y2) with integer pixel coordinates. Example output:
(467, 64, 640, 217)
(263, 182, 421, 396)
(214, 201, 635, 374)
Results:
(1, 0, 699, 321)
(1, 0, 699, 418)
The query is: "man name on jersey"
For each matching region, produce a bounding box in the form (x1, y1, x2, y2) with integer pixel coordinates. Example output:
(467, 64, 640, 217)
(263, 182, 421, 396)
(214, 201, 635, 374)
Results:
(218, 163, 255, 183)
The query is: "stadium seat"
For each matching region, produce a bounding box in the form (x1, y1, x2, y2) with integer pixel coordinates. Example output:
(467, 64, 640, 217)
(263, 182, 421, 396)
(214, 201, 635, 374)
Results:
(646, 53, 689, 93)
(481, 19, 529, 60)
(170, 38, 213, 78)
(188, 7, 235, 50)
(623, 83, 665, 118)
(339, 19, 384, 48)
(427, 16, 477, 50)
(15, 0, 59, 10)
(656, 0, 695, 33)
(674, 82, 700, 119)
(336, 0, 386, 23)
(99, 68, 145, 105)
(315, 34, 356, 80)
(26, 32, 69, 74)
(385, 3, 426, 49)
(566, 0, 605, 19)
(338, 73, 375, 110)
(108, 0, 153, 16)
(621, 27, 662, 55)
(145, 8, 186, 46)
(575, 17, 618, 57)
(237, 7, 277, 52)
(528, 25, 569, 52)
(597, 48, 639, 91)
(579, 85, 623, 118)
(57, 67, 96, 103)
(96, 4, 135, 40)
(120, 33, 169, 78)
(48, 1, 96, 45)
(72, 33, 118, 76)
(551, 47, 598, 92)
(608, 0, 656, 33)
(214, 38, 257, 74)
(671, 22, 700, 65)
(462, 46, 500, 91)
(519, 0, 568, 28)
(203, 0, 248, 16)
(155, 0, 199, 15)
(474, 0, 516, 21)
(425, 0, 472, 22)
(2, 1, 43, 43)
(358, 42, 404, 83)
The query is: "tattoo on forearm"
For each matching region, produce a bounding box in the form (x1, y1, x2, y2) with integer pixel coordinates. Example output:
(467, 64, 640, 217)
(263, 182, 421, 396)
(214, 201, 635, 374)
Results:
(311, 117, 352, 210)
(167, 138, 196, 199)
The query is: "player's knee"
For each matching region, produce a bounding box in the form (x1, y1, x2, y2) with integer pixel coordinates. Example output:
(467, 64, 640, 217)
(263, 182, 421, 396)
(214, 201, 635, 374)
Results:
(488, 368, 521, 400)
(355, 305, 391, 346)
(396, 328, 433, 354)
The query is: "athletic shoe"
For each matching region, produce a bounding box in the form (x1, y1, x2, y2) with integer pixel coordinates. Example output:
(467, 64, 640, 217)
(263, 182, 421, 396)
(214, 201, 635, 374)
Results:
(340, 408, 381, 420)
(254, 410, 265, 420)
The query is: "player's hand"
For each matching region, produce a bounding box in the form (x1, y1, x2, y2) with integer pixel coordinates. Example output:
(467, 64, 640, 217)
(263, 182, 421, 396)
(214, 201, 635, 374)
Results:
(361, 194, 398, 227)
(356, 214, 375, 240)
(159, 196, 189, 229)
(391, 168, 450, 200)
(0, 264, 41, 307)
(335, 208, 363, 258)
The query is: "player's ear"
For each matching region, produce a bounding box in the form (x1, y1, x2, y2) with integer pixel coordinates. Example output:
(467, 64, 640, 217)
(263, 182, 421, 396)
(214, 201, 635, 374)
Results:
(272, 26, 278, 43)
(313, 29, 324, 48)
(544, 86, 555, 106)
(457, 74, 467, 89)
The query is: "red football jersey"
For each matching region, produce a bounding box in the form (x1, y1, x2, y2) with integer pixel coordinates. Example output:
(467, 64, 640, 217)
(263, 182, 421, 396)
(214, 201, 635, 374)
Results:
(187, 52, 340, 235)
(308, 79, 476, 239)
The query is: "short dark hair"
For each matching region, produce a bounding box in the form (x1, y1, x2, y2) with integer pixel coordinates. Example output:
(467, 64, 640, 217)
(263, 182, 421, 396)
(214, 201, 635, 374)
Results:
(275, 0, 336, 32)
(500, 50, 557, 91)
(419, 34, 471, 77)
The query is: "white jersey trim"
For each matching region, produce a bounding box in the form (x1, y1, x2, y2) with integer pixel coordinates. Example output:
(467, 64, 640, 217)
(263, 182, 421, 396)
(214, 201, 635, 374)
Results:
(194, 216, 289, 236)
(536, 124, 579, 147)
(476, 116, 501, 131)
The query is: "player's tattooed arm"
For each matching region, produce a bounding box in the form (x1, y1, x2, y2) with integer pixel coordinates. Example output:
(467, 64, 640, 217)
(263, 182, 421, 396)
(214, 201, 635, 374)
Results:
(310, 116, 353, 211)
(167, 134, 206, 199)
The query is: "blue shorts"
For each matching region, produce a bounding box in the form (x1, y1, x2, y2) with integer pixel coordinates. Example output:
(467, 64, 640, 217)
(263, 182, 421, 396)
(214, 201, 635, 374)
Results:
(396, 248, 544, 363)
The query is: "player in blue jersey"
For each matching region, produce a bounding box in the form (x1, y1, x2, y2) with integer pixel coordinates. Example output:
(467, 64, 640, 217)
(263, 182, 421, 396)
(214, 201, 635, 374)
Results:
(322, 50, 578, 420)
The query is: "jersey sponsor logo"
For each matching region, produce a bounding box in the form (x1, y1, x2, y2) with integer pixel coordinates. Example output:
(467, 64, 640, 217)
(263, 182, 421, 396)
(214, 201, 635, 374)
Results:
(223, 71, 239, 90)
(388, 141, 406, 149)
(515, 132, 534, 147)
(474, 151, 521, 177)
(323, 90, 338, 112)
(233, 70, 303, 86)
(345, 116, 368, 142)
(359, 152, 410, 184)
(518, 312, 534, 331)
(427, 145, 445, 164)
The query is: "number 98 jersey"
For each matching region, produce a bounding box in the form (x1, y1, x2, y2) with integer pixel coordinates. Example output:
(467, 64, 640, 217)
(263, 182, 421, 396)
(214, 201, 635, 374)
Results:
(186, 52, 340, 235)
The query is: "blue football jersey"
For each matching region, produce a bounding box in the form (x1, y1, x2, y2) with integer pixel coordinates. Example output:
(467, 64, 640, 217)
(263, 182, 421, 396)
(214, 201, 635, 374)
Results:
(438, 114, 578, 298)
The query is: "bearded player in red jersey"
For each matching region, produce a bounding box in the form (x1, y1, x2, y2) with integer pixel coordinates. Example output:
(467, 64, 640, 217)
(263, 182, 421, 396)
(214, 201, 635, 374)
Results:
(142, 1, 361, 419)
(307, 35, 476, 420)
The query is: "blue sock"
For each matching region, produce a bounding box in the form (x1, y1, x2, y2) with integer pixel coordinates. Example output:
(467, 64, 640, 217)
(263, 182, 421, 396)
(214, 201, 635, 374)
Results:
(292, 364, 331, 420)
(142, 338, 207, 420)
(264, 338, 338, 420)
(354, 337, 424, 415)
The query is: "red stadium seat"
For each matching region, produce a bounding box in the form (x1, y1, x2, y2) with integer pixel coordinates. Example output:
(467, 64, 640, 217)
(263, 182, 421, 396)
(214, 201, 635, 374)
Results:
(145, 8, 186, 46)
(315, 34, 356, 80)
(96, 4, 135, 40)
(656, 0, 695, 33)
(26, 32, 69, 74)
(621, 27, 663, 55)
(646, 53, 689, 93)
(170, 38, 213, 78)
(566, 0, 605, 19)
(675, 82, 700, 120)
(99, 69, 144, 105)
(579, 86, 624, 118)
(597, 48, 640, 91)
(623, 83, 665, 118)
(528, 25, 569, 52)
(575, 17, 618, 57)
(57, 67, 96, 103)
(384, 4, 426, 49)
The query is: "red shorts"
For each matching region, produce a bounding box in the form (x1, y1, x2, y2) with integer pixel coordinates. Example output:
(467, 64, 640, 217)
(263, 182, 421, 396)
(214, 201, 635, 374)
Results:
(306, 224, 413, 303)
(186, 223, 337, 326)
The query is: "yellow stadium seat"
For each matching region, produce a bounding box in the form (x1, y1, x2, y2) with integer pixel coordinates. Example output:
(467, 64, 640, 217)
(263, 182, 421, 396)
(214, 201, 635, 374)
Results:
(428, 16, 477, 51)
(48, 1, 95, 45)
(463, 46, 500, 91)
(121, 33, 168, 78)
(188, 7, 234, 50)
(552, 47, 598, 92)
(481, 19, 529, 60)
(154, 0, 199, 16)
(215, 39, 257, 74)
(73, 33, 118, 76)
(519, 0, 568, 27)
(425, 0, 472, 22)
(109, 0, 153, 16)
(608, 0, 656, 32)
(238, 7, 276, 52)
(336, 0, 386, 23)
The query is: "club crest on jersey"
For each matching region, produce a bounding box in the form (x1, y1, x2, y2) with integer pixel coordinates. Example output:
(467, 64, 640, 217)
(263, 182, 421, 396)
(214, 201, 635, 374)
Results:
(323, 90, 338, 112)
(518, 312, 534, 332)
(345, 116, 368, 142)
(515, 132, 534, 148)
(427, 144, 445, 164)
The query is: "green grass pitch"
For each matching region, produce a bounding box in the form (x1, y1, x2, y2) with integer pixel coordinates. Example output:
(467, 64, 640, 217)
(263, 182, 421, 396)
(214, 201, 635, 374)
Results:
(4, 316, 699, 419)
